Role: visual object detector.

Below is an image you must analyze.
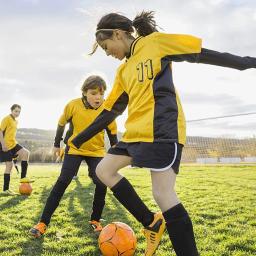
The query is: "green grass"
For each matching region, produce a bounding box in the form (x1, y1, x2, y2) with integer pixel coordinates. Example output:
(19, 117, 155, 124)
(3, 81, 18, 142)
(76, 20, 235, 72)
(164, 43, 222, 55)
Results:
(0, 164, 255, 256)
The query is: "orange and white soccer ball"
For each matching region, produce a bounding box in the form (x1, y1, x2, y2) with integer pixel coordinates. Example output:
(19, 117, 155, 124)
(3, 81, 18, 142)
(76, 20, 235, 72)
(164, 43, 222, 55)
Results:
(98, 222, 137, 256)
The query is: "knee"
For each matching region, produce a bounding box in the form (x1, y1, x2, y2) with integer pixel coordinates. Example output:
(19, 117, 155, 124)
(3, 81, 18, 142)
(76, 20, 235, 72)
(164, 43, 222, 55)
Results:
(152, 188, 162, 204)
(95, 164, 105, 183)
(153, 188, 177, 205)
(19, 148, 30, 160)
(5, 162, 13, 173)
(24, 149, 30, 159)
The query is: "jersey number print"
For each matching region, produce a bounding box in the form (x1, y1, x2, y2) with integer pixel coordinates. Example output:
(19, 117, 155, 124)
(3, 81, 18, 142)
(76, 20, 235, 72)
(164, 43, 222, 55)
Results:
(136, 59, 154, 82)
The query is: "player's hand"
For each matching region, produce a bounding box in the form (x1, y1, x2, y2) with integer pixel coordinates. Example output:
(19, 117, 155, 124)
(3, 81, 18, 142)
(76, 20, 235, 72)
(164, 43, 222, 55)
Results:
(52, 147, 61, 157)
(2, 144, 8, 152)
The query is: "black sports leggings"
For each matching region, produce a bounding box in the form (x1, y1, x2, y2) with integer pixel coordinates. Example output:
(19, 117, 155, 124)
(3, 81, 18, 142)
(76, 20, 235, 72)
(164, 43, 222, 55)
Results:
(40, 154, 106, 225)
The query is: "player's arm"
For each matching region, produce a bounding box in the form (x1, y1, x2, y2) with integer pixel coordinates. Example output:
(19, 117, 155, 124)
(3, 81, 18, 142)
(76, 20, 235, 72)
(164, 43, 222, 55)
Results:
(72, 78, 128, 149)
(168, 48, 256, 70)
(106, 120, 118, 147)
(0, 119, 8, 151)
(53, 103, 72, 155)
(0, 130, 7, 151)
(54, 125, 65, 148)
(155, 33, 255, 70)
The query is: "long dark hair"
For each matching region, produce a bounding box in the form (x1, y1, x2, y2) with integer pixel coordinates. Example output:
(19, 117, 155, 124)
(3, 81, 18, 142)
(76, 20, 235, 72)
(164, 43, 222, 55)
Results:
(91, 11, 158, 54)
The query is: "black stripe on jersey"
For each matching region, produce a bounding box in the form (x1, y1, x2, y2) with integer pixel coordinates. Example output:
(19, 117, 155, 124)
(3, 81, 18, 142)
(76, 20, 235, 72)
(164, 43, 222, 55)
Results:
(153, 57, 179, 143)
(9, 114, 15, 120)
(3, 129, 6, 137)
(127, 37, 143, 59)
(72, 110, 117, 148)
(64, 119, 74, 144)
(167, 48, 256, 70)
(72, 92, 128, 148)
(110, 91, 129, 115)
(105, 127, 118, 147)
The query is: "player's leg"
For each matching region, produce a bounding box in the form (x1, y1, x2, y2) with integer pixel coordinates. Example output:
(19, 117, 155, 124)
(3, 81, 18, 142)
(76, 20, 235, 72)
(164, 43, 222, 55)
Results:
(86, 157, 106, 232)
(29, 154, 82, 237)
(16, 146, 30, 180)
(96, 153, 156, 226)
(2, 161, 15, 194)
(96, 153, 166, 256)
(150, 168, 199, 256)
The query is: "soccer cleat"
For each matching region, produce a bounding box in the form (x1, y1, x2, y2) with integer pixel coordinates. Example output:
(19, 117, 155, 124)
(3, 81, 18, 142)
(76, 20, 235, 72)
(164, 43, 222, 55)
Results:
(89, 220, 103, 232)
(2, 189, 19, 196)
(143, 212, 166, 256)
(29, 222, 47, 238)
(20, 177, 34, 183)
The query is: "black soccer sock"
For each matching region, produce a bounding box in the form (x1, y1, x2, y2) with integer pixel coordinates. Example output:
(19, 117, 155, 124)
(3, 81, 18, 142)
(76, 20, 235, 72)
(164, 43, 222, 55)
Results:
(3, 173, 10, 191)
(163, 203, 199, 256)
(40, 179, 70, 225)
(21, 161, 28, 178)
(111, 177, 154, 227)
(90, 183, 107, 221)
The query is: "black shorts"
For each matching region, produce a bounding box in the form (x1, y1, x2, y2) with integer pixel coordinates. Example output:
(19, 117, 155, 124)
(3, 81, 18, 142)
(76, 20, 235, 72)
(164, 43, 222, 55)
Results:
(60, 154, 103, 185)
(108, 141, 183, 174)
(0, 144, 23, 163)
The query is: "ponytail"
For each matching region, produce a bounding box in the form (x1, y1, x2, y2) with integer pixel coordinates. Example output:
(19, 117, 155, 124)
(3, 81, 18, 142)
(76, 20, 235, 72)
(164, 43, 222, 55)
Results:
(132, 11, 158, 36)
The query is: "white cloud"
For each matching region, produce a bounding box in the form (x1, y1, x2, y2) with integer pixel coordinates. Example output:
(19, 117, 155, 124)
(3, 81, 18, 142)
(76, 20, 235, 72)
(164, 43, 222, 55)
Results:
(0, 0, 255, 138)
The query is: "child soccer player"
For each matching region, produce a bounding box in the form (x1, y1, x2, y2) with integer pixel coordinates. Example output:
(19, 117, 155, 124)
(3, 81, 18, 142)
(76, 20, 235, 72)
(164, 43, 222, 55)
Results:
(72, 11, 256, 256)
(30, 75, 117, 237)
(0, 104, 31, 195)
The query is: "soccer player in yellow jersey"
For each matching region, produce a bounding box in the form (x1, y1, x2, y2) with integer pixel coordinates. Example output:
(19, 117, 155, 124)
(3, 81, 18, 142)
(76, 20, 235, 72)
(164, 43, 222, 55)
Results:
(0, 104, 31, 195)
(72, 11, 256, 256)
(30, 75, 118, 237)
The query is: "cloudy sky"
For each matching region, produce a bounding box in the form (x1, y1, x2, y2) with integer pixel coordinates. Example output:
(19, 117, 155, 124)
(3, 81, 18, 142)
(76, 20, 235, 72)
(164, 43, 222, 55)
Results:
(0, 0, 255, 138)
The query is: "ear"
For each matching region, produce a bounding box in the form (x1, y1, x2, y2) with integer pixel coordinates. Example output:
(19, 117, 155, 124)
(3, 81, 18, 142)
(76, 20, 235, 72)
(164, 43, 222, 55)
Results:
(114, 30, 123, 40)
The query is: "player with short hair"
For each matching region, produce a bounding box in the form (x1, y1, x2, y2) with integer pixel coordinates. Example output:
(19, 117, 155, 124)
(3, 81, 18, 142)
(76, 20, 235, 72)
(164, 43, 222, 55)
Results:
(30, 75, 118, 237)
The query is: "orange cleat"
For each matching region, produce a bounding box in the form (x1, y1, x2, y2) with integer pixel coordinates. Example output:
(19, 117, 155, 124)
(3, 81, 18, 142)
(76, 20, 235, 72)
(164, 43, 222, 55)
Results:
(144, 212, 166, 256)
(89, 220, 103, 232)
(29, 222, 47, 238)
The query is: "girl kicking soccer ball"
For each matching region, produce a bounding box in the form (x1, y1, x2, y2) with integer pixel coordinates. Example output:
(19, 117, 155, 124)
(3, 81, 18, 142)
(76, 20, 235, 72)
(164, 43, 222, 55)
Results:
(72, 11, 255, 256)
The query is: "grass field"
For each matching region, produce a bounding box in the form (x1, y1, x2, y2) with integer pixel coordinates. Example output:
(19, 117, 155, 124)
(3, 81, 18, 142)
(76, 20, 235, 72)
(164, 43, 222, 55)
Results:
(0, 164, 255, 256)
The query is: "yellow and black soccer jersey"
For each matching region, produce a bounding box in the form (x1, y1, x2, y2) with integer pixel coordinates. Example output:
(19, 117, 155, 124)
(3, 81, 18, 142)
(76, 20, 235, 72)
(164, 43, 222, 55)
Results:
(56, 98, 117, 157)
(103, 33, 202, 145)
(0, 115, 18, 150)
(72, 32, 255, 148)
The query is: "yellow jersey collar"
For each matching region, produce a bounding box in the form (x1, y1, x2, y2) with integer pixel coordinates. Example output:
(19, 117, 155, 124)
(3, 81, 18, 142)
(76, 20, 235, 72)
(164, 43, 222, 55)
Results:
(126, 36, 143, 59)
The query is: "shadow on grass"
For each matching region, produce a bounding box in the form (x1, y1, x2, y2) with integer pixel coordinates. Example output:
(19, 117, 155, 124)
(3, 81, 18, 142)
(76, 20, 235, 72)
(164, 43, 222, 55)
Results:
(0, 194, 29, 211)
(19, 186, 52, 256)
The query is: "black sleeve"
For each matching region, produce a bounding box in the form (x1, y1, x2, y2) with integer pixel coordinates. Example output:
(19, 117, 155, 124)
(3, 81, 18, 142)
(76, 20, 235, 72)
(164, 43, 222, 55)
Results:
(168, 48, 256, 70)
(106, 127, 118, 147)
(72, 110, 118, 148)
(54, 125, 65, 148)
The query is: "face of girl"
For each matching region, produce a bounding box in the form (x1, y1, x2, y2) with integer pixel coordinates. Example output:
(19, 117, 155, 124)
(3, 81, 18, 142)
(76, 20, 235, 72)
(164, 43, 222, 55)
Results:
(98, 30, 130, 60)
(84, 88, 104, 109)
(11, 107, 21, 118)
